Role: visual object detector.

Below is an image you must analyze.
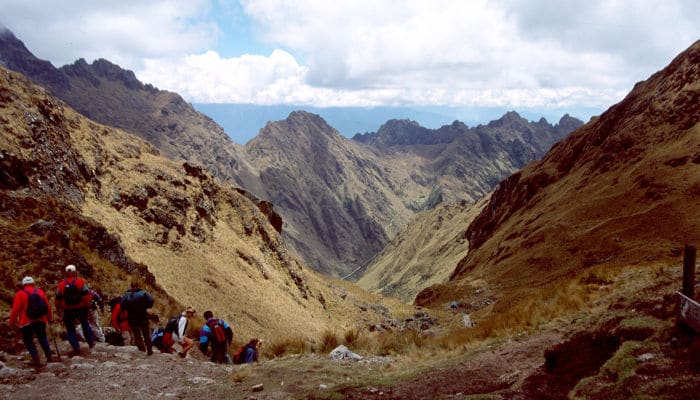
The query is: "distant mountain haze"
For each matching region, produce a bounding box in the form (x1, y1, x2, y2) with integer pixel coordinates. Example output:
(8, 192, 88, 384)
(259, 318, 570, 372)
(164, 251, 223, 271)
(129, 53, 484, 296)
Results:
(0, 28, 582, 277)
(193, 102, 595, 144)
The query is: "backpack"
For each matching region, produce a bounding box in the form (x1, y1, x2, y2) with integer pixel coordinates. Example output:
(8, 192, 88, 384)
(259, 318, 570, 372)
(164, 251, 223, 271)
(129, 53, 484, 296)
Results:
(165, 315, 181, 334)
(233, 345, 246, 364)
(207, 319, 227, 344)
(63, 278, 82, 306)
(24, 288, 48, 319)
(151, 327, 165, 349)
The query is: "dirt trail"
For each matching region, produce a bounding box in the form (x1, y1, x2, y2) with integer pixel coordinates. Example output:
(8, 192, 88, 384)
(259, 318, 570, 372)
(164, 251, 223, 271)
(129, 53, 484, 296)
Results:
(338, 331, 563, 399)
(0, 327, 563, 400)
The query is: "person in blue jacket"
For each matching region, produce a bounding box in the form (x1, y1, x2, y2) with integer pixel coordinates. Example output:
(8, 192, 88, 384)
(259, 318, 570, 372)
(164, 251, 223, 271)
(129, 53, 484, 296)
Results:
(199, 310, 233, 363)
(121, 281, 155, 355)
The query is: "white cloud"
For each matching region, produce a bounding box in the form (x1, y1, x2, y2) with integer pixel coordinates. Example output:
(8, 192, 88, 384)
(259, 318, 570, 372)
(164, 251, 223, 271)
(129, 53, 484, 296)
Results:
(0, 0, 218, 69)
(1, 0, 699, 112)
(236, 0, 700, 108)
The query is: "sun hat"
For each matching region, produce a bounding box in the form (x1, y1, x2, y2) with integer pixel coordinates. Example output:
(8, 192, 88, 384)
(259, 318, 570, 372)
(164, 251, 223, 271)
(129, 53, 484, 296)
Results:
(22, 276, 35, 285)
(65, 264, 76, 272)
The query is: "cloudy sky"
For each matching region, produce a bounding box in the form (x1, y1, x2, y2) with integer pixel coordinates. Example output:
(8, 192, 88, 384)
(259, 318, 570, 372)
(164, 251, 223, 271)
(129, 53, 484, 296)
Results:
(1, 0, 699, 119)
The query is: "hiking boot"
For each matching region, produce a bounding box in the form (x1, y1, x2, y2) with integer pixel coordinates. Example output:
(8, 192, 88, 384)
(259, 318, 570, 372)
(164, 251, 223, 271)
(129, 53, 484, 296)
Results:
(178, 352, 186, 358)
(45, 355, 57, 363)
(30, 357, 42, 367)
(67, 349, 81, 358)
(147, 350, 154, 356)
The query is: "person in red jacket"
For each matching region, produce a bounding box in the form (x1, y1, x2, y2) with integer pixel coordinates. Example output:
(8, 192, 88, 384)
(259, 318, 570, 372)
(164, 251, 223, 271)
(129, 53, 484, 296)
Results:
(109, 296, 132, 345)
(55, 264, 94, 356)
(9, 276, 54, 366)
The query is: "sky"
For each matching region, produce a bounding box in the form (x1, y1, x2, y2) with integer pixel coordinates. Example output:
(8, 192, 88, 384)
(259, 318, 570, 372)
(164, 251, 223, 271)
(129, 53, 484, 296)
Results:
(1, 0, 699, 122)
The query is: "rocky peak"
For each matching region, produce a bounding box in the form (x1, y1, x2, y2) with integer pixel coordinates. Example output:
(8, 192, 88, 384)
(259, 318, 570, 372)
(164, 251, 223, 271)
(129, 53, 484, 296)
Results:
(0, 28, 69, 92)
(486, 110, 528, 129)
(556, 114, 584, 132)
(61, 58, 147, 91)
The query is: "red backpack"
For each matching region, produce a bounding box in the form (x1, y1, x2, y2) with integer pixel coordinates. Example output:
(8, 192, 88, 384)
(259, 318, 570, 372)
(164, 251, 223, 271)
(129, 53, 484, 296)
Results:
(207, 319, 227, 344)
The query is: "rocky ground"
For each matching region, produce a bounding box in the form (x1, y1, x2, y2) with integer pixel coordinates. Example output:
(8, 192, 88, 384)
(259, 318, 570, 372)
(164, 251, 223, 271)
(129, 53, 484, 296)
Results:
(0, 327, 561, 400)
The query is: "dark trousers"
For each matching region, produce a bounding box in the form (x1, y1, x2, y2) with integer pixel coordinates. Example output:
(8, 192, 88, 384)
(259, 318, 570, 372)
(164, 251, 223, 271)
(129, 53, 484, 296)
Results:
(129, 319, 152, 354)
(21, 322, 52, 360)
(211, 343, 231, 364)
(64, 307, 94, 351)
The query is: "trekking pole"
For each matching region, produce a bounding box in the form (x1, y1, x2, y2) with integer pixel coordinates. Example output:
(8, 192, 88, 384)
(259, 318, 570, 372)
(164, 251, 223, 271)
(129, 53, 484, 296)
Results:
(49, 321, 62, 362)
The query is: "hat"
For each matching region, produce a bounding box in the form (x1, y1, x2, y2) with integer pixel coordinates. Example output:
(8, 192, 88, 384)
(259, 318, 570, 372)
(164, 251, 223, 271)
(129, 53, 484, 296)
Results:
(22, 276, 35, 286)
(65, 264, 76, 272)
(185, 306, 196, 314)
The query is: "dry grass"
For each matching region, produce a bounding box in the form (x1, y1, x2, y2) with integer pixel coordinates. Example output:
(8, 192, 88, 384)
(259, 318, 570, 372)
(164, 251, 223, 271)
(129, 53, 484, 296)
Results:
(318, 329, 339, 353)
(263, 336, 310, 359)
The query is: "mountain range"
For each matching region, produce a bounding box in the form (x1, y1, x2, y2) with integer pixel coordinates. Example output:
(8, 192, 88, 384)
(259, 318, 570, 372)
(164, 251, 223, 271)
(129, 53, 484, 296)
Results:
(0, 28, 581, 277)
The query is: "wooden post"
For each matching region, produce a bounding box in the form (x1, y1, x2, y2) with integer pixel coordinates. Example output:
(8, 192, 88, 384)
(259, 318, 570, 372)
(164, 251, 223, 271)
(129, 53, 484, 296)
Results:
(682, 244, 696, 299)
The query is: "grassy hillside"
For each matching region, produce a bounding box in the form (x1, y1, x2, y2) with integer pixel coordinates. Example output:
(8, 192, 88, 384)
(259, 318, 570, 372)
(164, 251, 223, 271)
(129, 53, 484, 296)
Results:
(357, 197, 488, 303)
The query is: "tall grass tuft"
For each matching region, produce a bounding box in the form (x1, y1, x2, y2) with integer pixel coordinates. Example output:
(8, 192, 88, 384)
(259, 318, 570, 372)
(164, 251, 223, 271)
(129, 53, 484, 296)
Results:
(318, 329, 339, 353)
(263, 336, 309, 359)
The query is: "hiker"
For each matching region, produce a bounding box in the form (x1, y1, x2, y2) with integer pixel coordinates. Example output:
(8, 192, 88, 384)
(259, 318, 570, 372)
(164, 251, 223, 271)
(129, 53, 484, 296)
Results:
(198, 310, 233, 363)
(162, 306, 196, 358)
(233, 338, 261, 364)
(87, 288, 106, 342)
(55, 264, 94, 356)
(150, 327, 165, 352)
(120, 281, 155, 355)
(109, 296, 131, 346)
(9, 276, 54, 366)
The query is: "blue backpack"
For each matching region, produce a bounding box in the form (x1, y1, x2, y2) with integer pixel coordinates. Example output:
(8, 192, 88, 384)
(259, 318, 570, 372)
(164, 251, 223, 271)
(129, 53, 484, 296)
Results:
(151, 327, 165, 349)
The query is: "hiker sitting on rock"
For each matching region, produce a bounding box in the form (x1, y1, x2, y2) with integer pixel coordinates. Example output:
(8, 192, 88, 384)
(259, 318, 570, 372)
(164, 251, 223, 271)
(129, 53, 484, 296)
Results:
(199, 310, 233, 364)
(162, 306, 196, 358)
(233, 338, 261, 364)
(9, 276, 54, 366)
(109, 296, 131, 346)
(55, 264, 95, 357)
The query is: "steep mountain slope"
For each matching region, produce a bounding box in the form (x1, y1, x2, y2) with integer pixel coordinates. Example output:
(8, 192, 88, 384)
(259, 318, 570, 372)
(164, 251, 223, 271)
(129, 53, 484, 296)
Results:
(357, 196, 489, 303)
(415, 39, 700, 309)
(245, 111, 429, 276)
(0, 28, 255, 189)
(0, 66, 409, 342)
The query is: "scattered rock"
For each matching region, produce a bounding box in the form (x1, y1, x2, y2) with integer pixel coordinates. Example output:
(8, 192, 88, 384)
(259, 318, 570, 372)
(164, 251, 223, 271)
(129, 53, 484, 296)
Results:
(329, 345, 363, 361)
(188, 376, 216, 385)
(462, 314, 476, 328)
(252, 383, 264, 392)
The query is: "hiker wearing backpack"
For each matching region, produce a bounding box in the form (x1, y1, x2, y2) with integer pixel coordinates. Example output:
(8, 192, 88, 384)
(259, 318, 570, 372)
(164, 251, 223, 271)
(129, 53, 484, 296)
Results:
(108, 296, 131, 346)
(120, 281, 155, 355)
(9, 276, 54, 366)
(233, 338, 261, 364)
(55, 264, 94, 356)
(162, 306, 196, 358)
(87, 288, 106, 342)
(198, 310, 233, 364)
